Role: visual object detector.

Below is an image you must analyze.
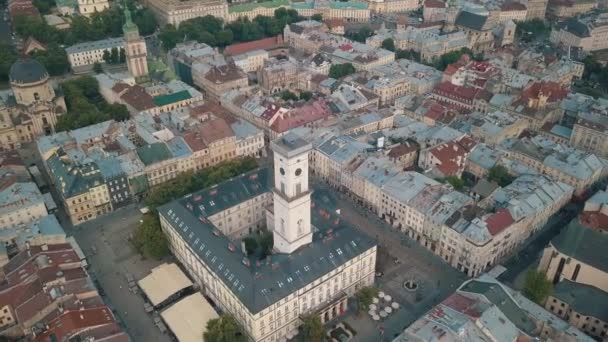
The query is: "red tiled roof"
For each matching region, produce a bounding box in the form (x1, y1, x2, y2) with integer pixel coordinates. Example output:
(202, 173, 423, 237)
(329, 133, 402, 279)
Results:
(429, 140, 471, 176)
(199, 118, 234, 144)
(32, 307, 119, 342)
(457, 136, 478, 152)
(579, 211, 608, 232)
(324, 18, 344, 28)
(388, 141, 418, 158)
(442, 293, 483, 318)
(486, 208, 515, 236)
(270, 100, 332, 133)
(433, 82, 479, 101)
(111, 82, 130, 94)
(501, 2, 526, 11)
(183, 132, 208, 152)
(224, 35, 283, 56)
(519, 81, 569, 104)
(424, 0, 446, 8)
(120, 85, 155, 111)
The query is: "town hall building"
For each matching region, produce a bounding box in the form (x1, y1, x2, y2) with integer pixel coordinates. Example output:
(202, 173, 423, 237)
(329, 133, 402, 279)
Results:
(158, 133, 377, 342)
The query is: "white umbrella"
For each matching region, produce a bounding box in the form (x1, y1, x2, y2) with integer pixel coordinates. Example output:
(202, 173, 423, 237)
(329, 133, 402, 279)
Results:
(368, 310, 375, 316)
(372, 314, 380, 321)
(384, 295, 392, 302)
(391, 302, 400, 309)
(385, 307, 392, 314)
(378, 291, 385, 298)
(372, 297, 379, 304)
(369, 304, 377, 311)
(379, 311, 388, 318)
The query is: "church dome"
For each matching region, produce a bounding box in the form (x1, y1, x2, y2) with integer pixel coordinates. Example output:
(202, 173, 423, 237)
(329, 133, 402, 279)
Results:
(9, 59, 49, 85)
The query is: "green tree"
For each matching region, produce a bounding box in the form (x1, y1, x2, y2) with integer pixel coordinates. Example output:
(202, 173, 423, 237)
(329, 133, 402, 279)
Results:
(93, 62, 103, 74)
(356, 286, 379, 313)
(132, 213, 169, 259)
(488, 165, 515, 187)
(102, 49, 111, 63)
(299, 91, 313, 101)
(301, 315, 325, 341)
(110, 47, 119, 64)
(0, 42, 18, 82)
(216, 29, 234, 47)
(133, 8, 159, 36)
(243, 237, 258, 255)
(31, 43, 70, 76)
(33, 0, 54, 14)
(523, 270, 552, 304)
(311, 13, 323, 22)
(445, 176, 465, 190)
(329, 63, 356, 79)
(159, 24, 180, 50)
(381, 38, 395, 52)
(280, 90, 298, 101)
(204, 314, 246, 342)
(346, 25, 374, 43)
(259, 231, 273, 258)
(119, 48, 126, 63)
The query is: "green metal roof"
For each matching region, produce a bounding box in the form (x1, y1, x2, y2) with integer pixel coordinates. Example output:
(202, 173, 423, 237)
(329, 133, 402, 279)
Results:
(329, 1, 368, 9)
(46, 149, 105, 198)
(552, 280, 608, 322)
(153, 90, 192, 107)
(552, 218, 608, 274)
(229, 0, 289, 13)
(136, 143, 172, 166)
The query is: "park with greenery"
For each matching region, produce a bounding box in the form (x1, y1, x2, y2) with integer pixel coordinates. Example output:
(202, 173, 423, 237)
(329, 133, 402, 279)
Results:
(0, 0, 158, 80)
(159, 9, 302, 50)
(55, 76, 130, 132)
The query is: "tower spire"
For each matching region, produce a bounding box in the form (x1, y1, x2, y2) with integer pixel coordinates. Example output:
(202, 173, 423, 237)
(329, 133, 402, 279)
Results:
(122, 0, 138, 34)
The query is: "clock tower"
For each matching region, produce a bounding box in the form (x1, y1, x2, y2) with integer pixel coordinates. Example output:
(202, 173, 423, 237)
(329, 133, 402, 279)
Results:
(270, 133, 313, 254)
(123, 4, 148, 79)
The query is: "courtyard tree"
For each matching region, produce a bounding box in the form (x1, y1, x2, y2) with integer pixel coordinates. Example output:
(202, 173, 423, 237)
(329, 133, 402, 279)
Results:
(381, 38, 395, 52)
(243, 237, 258, 255)
(132, 213, 169, 259)
(259, 231, 274, 257)
(301, 314, 325, 341)
(311, 13, 323, 22)
(488, 165, 515, 187)
(523, 270, 552, 304)
(204, 314, 246, 342)
(355, 286, 379, 313)
(444, 176, 464, 190)
(280, 90, 298, 101)
(329, 63, 355, 79)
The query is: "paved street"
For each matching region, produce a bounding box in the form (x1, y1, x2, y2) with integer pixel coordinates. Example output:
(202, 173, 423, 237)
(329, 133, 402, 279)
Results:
(68, 205, 172, 342)
(311, 181, 468, 341)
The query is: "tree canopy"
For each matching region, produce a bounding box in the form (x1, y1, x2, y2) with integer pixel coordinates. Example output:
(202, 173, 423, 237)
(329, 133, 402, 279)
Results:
(444, 176, 465, 190)
(204, 314, 246, 342)
(144, 157, 258, 209)
(329, 63, 356, 79)
(488, 165, 515, 187)
(55, 76, 130, 132)
(432, 48, 483, 71)
(301, 315, 325, 341)
(346, 25, 374, 43)
(356, 286, 379, 313)
(132, 213, 169, 259)
(159, 10, 302, 50)
(381, 38, 395, 52)
(523, 270, 552, 304)
(280, 90, 298, 101)
(0, 42, 18, 82)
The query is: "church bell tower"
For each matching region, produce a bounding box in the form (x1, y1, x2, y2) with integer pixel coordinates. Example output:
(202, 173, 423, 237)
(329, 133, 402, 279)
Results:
(270, 133, 313, 254)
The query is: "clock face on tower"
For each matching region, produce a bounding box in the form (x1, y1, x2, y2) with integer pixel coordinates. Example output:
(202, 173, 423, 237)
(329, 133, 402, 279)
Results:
(295, 168, 302, 176)
(280, 167, 285, 175)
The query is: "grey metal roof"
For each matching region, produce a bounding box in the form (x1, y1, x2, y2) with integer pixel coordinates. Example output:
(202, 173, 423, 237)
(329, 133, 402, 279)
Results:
(551, 218, 608, 274)
(455, 11, 488, 31)
(158, 168, 376, 314)
(552, 280, 608, 322)
(9, 59, 49, 84)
